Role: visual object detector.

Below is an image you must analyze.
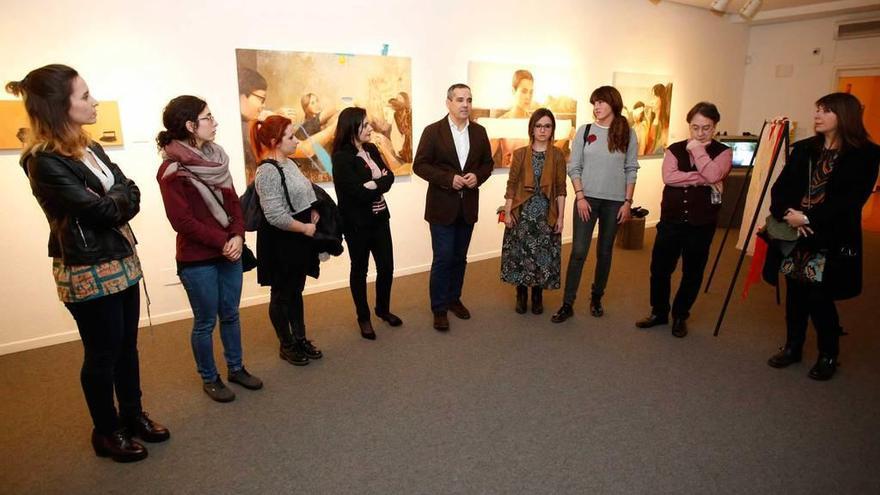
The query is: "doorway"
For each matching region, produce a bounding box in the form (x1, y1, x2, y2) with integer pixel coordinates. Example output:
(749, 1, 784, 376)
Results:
(838, 71, 880, 231)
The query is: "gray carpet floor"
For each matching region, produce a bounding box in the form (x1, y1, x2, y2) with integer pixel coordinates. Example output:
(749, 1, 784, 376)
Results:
(2, 226, 879, 494)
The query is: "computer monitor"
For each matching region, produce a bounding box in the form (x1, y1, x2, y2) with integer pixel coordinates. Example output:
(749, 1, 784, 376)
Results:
(719, 136, 758, 168)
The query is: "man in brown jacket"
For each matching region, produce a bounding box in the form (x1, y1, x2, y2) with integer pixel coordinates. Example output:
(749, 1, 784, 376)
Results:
(413, 84, 494, 331)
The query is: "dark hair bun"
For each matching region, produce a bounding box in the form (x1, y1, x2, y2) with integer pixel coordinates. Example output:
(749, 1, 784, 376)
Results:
(5, 80, 23, 96)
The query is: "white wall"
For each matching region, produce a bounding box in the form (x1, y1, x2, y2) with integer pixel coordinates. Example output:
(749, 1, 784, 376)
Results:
(0, 0, 750, 354)
(738, 12, 880, 139)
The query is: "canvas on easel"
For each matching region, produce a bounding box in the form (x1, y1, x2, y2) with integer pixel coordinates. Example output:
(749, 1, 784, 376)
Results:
(736, 121, 788, 255)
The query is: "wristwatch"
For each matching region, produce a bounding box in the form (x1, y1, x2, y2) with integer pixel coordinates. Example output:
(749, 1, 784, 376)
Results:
(624, 198, 633, 204)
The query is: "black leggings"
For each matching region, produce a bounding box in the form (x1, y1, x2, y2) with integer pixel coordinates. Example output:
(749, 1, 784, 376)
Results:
(269, 273, 307, 345)
(64, 284, 142, 434)
(345, 223, 394, 321)
(785, 277, 840, 357)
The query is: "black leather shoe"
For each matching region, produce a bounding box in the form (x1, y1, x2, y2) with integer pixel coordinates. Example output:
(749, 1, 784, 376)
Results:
(449, 300, 471, 320)
(590, 295, 604, 317)
(203, 378, 235, 402)
(635, 314, 668, 328)
(671, 318, 688, 338)
(280, 343, 309, 366)
(767, 346, 802, 368)
(808, 355, 838, 381)
(551, 303, 573, 323)
(433, 311, 449, 331)
(92, 429, 148, 463)
(515, 286, 527, 314)
(123, 412, 170, 443)
(359, 320, 376, 340)
(376, 312, 403, 327)
(228, 367, 263, 390)
(531, 287, 543, 315)
(297, 339, 323, 359)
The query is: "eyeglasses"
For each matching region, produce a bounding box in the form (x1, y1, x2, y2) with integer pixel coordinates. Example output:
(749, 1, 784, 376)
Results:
(534, 124, 553, 130)
(198, 114, 216, 123)
(250, 92, 266, 104)
(689, 124, 714, 133)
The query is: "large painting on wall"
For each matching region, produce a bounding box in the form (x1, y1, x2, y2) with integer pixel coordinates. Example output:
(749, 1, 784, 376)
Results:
(612, 72, 673, 157)
(0, 100, 124, 150)
(467, 62, 577, 168)
(236, 49, 412, 184)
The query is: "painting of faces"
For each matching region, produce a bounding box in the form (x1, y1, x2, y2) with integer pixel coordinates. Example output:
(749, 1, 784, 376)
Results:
(236, 49, 413, 183)
(0, 100, 124, 150)
(467, 62, 577, 168)
(613, 72, 673, 157)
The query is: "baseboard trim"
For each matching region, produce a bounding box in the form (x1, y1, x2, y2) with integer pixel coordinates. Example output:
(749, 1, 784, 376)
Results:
(0, 222, 656, 356)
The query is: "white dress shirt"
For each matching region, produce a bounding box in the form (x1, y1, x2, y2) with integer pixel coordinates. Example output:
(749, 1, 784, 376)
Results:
(447, 115, 470, 170)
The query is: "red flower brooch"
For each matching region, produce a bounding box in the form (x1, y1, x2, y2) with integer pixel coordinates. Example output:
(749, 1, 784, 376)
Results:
(586, 134, 597, 145)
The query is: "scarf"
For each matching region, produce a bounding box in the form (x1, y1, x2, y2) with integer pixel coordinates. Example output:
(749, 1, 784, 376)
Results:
(161, 140, 233, 228)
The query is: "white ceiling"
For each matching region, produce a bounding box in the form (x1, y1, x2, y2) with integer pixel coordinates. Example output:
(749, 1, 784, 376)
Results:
(667, 0, 845, 14)
(661, 0, 880, 23)
(665, 0, 877, 14)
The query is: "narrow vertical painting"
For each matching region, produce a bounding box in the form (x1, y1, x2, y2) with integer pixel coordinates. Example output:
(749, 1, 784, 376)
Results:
(613, 72, 673, 157)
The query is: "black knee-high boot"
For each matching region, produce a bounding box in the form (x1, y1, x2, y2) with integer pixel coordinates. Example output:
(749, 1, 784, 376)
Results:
(516, 285, 528, 314)
(531, 287, 543, 315)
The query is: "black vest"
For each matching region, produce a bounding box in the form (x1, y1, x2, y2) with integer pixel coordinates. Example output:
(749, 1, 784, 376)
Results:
(660, 139, 729, 226)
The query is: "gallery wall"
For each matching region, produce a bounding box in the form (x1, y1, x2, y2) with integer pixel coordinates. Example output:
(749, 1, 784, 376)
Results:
(738, 12, 880, 140)
(0, 0, 751, 354)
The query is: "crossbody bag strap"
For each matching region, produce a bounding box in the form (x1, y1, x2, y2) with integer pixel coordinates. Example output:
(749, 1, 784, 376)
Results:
(262, 159, 298, 215)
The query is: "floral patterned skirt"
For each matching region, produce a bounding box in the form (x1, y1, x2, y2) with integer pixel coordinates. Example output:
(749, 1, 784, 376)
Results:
(500, 194, 561, 289)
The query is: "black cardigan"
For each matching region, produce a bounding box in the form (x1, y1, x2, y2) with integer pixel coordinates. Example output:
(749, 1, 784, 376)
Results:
(332, 142, 394, 233)
(769, 136, 880, 299)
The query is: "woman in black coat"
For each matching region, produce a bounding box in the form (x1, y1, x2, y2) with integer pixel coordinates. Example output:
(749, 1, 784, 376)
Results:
(766, 92, 880, 380)
(332, 107, 401, 340)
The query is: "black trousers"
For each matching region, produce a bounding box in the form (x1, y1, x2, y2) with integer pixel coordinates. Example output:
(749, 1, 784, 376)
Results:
(649, 220, 716, 320)
(344, 222, 394, 321)
(64, 284, 142, 435)
(269, 273, 307, 345)
(785, 277, 840, 357)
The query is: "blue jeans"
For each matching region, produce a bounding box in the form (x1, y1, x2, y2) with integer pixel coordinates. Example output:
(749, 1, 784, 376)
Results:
(429, 218, 474, 312)
(179, 260, 244, 382)
(562, 197, 624, 304)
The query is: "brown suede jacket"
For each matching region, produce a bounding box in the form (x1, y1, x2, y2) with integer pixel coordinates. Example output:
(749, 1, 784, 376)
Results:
(504, 145, 567, 227)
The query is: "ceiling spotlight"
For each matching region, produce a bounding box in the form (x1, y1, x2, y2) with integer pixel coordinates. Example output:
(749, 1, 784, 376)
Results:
(709, 0, 730, 13)
(739, 0, 763, 19)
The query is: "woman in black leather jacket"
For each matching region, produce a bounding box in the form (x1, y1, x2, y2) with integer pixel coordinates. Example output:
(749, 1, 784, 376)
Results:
(7, 65, 168, 462)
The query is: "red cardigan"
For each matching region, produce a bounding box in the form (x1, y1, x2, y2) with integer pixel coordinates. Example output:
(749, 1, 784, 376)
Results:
(157, 161, 245, 262)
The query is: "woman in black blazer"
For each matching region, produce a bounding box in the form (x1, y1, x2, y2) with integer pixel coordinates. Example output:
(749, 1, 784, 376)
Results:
(332, 107, 401, 340)
(766, 92, 880, 380)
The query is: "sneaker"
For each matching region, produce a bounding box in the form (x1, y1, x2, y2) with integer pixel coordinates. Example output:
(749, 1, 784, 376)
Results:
(298, 339, 323, 360)
(280, 343, 309, 366)
(203, 378, 235, 402)
(228, 367, 263, 390)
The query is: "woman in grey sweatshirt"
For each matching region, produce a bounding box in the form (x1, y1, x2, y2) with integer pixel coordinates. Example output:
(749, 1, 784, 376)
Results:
(552, 86, 639, 323)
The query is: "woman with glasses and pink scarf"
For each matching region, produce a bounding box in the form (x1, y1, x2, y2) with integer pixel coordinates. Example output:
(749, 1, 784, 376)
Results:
(157, 95, 262, 403)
